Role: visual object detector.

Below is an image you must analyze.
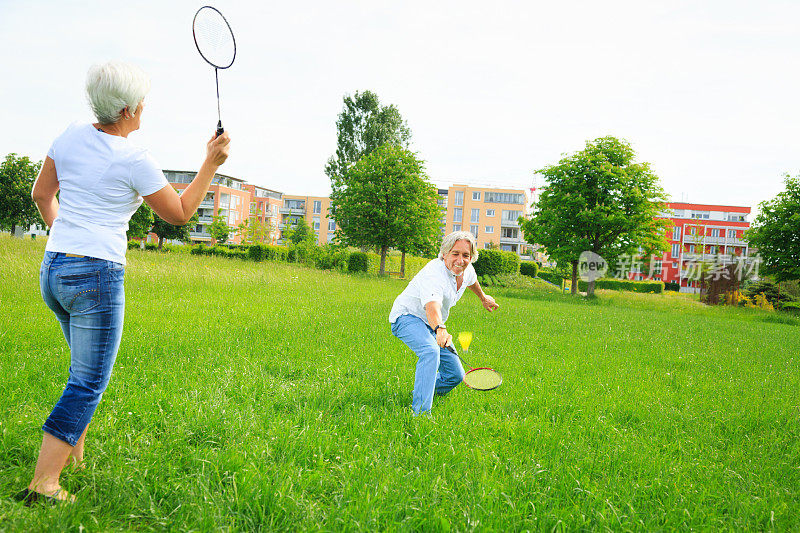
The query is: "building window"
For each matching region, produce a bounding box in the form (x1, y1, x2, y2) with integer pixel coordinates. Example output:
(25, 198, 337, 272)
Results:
(453, 208, 462, 223)
(728, 229, 737, 238)
(501, 227, 518, 239)
(688, 244, 695, 253)
(710, 228, 720, 237)
(485, 192, 524, 204)
(501, 210, 521, 223)
(470, 225, 479, 237)
(313, 217, 320, 231)
(453, 224, 461, 232)
(671, 243, 680, 257)
(484, 243, 492, 249)
(328, 219, 336, 231)
(485, 226, 494, 234)
(470, 208, 479, 223)
(708, 245, 716, 255)
(672, 226, 681, 240)
(486, 209, 495, 217)
(454, 191, 464, 206)
(472, 191, 481, 200)
(313, 200, 321, 214)
(691, 211, 710, 219)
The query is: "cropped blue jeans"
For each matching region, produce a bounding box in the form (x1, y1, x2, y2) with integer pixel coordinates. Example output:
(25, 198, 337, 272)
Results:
(391, 314, 465, 414)
(39, 252, 125, 446)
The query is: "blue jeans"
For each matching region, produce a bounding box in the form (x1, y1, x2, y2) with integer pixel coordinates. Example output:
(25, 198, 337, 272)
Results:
(391, 314, 465, 414)
(39, 252, 125, 446)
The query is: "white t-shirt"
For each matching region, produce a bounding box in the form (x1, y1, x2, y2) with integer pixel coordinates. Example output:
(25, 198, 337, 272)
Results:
(45, 123, 169, 265)
(389, 258, 478, 325)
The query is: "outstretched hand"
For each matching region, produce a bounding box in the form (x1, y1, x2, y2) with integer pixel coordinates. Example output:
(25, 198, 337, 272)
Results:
(481, 295, 499, 312)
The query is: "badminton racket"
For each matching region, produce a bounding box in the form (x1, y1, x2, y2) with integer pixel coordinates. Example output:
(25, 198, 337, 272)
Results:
(445, 343, 502, 391)
(192, 5, 236, 136)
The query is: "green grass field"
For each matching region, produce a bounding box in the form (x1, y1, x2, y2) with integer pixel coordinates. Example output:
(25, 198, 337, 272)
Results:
(1, 235, 799, 531)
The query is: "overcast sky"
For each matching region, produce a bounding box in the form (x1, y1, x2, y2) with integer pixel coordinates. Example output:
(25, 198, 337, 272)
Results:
(2, 0, 798, 216)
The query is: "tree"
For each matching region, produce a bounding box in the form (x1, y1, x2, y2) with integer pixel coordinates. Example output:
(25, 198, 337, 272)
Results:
(151, 212, 198, 250)
(520, 136, 670, 297)
(209, 209, 231, 244)
(0, 153, 42, 234)
(127, 203, 154, 241)
(330, 144, 440, 276)
(284, 217, 315, 245)
(237, 216, 274, 244)
(325, 90, 412, 187)
(746, 174, 800, 282)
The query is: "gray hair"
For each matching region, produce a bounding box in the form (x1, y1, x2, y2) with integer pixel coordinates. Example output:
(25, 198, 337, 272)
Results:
(438, 231, 479, 262)
(85, 61, 151, 124)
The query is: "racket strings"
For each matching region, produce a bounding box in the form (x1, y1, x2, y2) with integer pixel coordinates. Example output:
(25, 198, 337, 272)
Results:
(194, 9, 235, 68)
(463, 368, 502, 390)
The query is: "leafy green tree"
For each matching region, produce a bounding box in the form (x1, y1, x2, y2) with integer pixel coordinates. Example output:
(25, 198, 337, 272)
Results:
(127, 203, 154, 241)
(284, 217, 315, 244)
(325, 90, 412, 187)
(151, 212, 198, 250)
(746, 174, 800, 282)
(0, 153, 43, 234)
(330, 144, 440, 276)
(209, 209, 231, 244)
(237, 216, 274, 244)
(520, 136, 670, 297)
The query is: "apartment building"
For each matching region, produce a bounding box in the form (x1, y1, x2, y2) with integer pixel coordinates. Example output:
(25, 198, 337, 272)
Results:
(650, 202, 752, 292)
(163, 170, 249, 244)
(279, 195, 336, 245)
(243, 184, 282, 244)
(439, 184, 539, 259)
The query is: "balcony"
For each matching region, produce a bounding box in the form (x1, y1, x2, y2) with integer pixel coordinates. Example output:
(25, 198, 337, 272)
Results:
(500, 220, 519, 228)
(198, 216, 213, 224)
(279, 207, 306, 215)
(199, 200, 215, 209)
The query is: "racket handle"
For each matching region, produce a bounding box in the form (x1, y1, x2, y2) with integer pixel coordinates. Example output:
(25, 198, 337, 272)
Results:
(216, 120, 224, 137)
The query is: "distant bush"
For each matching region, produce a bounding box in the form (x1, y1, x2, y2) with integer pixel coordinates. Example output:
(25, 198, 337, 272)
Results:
(664, 281, 680, 292)
(248, 244, 265, 261)
(745, 280, 797, 309)
(577, 278, 664, 294)
(519, 261, 539, 278)
(348, 252, 369, 273)
(780, 301, 800, 314)
(191, 244, 207, 255)
(473, 250, 519, 276)
(538, 270, 565, 286)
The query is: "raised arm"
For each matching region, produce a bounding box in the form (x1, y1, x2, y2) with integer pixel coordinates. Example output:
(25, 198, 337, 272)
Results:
(143, 132, 230, 225)
(31, 157, 60, 227)
(468, 279, 499, 311)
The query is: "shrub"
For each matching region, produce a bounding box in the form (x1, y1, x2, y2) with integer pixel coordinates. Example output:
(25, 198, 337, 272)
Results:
(538, 270, 565, 286)
(745, 280, 797, 309)
(127, 240, 145, 250)
(519, 261, 539, 278)
(577, 278, 665, 294)
(780, 301, 800, 314)
(473, 249, 520, 276)
(264, 245, 288, 261)
(664, 281, 680, 292)
(248, 244, 265, 261)
(348, 252, 369, 273)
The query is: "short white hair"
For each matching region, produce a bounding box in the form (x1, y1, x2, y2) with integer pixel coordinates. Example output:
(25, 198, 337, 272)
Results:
(85, 61, 150, 124)
(438, 231, 479, 262)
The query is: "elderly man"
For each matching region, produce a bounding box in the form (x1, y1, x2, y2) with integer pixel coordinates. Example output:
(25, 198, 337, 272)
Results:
(389, 231, 499, 414)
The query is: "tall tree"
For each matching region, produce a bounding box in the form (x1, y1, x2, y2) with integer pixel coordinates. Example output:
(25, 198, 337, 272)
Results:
(237, 216, 274, 244)
(151, 212, 198, 250)
(127, 203, 154, 241)
(325, 90, 412, 187)
(330, 144, 440, 276)
(746, 174, 800, 282)
(520, 136, 670, 296)
(0, 153, 42, 234)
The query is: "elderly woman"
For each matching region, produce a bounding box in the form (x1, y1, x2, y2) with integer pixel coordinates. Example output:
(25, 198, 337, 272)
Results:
(389, 231, 499, 414)
(18, 61, 230, 505)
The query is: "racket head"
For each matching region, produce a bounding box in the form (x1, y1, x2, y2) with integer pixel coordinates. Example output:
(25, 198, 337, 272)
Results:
(463, 367, 502, 391)
(193, 6, 236, 69)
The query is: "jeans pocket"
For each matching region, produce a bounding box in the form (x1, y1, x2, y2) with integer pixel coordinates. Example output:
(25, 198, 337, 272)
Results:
(58, 271, 101, 313)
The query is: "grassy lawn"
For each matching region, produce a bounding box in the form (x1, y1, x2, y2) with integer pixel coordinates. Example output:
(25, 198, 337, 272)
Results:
(1, 234, 799, 531)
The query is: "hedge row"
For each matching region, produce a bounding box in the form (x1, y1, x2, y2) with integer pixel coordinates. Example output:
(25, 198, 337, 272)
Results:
(473, 249, 520, 276)
(577, 278, 664, 294)
(537, 270, 564, 286)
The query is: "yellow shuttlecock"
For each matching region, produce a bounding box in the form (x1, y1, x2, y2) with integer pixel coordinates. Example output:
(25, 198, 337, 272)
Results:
(458, 331, 473, 352)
